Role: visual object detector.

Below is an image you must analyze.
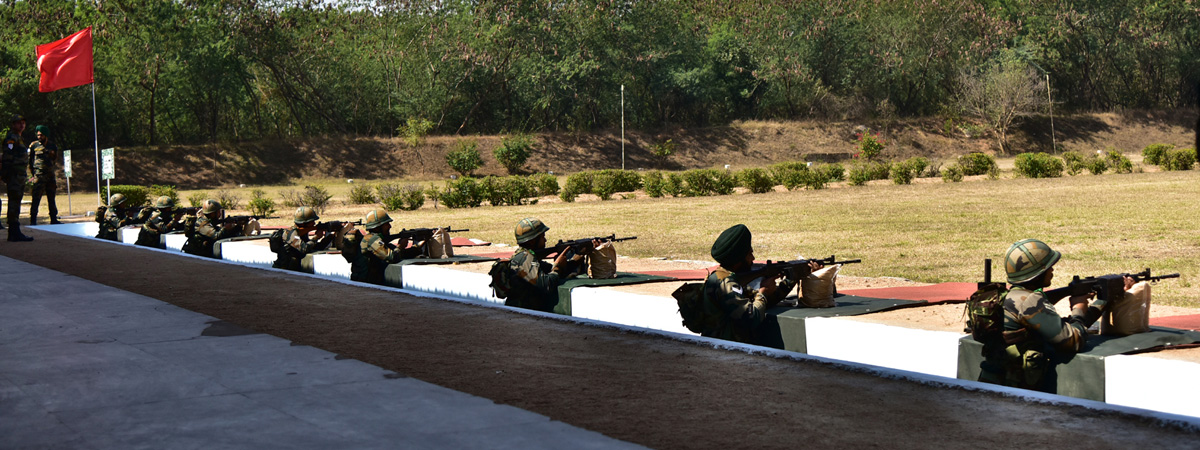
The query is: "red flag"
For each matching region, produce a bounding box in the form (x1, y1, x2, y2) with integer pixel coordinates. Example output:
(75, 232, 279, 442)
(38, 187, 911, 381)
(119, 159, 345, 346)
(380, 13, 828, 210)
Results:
(35, 27, 94, 93)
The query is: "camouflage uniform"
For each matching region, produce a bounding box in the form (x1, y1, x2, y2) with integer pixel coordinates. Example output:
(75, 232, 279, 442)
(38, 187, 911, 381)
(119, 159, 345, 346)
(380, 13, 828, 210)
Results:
(503, 247, 573, 311)
(135, 210, 185, 247)
(348, 232, 419, 285)
(702, 268, 796, 344)
(95, 206, 146, 241)
(272, 226, 332, 271)
(27, 138, 58, 224)
(979, 287, 1108, 391)
(2, 128, 28, 229)
(183, 216, 240, 258)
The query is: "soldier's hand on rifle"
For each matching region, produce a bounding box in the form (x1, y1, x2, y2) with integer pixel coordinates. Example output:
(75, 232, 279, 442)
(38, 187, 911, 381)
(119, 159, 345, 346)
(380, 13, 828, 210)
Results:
(1068, 291, 1096, 310)
(1123, 275, 1136, 291)
(397, 236, 411, 250)
(759, 275, 778, 297)
(220, 221, 237, 230)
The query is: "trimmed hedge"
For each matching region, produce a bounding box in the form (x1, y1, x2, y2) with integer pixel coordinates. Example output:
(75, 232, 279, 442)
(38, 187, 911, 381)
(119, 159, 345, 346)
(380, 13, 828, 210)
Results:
(1014, 152, 1064, 178)
(105, 185, 150, 207)
(959, 152, 998, 177)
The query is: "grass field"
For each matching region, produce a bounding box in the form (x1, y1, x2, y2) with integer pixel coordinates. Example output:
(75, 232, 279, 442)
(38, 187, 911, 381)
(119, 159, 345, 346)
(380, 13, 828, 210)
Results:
(49, 160, 1200, 307)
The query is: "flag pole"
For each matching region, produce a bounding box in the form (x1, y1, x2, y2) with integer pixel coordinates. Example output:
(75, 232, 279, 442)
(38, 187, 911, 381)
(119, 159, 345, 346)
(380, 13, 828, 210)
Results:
(92, 82, 100, 205)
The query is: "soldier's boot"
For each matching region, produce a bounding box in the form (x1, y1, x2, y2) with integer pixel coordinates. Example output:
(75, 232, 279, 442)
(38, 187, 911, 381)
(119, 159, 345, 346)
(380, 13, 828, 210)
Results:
(29, 216, 36, 226)
(7, 223, 33, 242)
(50, 216, 62, 225)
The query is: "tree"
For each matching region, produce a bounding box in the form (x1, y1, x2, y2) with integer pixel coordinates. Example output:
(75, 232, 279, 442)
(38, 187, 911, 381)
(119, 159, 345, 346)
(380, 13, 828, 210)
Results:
(956, 51, 1048, 153)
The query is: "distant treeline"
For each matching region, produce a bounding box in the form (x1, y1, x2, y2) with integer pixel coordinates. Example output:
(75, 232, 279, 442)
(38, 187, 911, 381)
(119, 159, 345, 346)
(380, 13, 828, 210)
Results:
(2, 0, 1197, 149)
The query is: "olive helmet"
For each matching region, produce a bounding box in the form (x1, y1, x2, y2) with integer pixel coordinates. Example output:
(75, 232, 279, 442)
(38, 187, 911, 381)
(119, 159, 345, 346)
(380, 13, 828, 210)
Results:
(154, 195, 175, 209)
(200, 199, 222, 215)
(293, 206, 319, 225)
(514, 217, 549, 244)
(362, 207, 392, 230)
(108, 193, 127, 207)
(1004, 238, 1061, 284)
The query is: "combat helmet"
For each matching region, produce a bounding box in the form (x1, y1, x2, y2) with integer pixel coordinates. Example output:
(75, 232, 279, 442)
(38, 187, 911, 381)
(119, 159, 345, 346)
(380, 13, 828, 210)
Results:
(1004, 238, 1061, 284)
(108, 193, 127, 207)
(200, 199, 222, 215)
(154, 196, 175, 209)
(362, 207, 392, 230)
(294, 206, 319, 225)
(514, 217, 549, 244)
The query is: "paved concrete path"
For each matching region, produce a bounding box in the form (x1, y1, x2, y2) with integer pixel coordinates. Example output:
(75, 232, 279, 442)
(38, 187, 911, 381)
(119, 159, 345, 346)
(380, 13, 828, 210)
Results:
(0, 256, 641, 449)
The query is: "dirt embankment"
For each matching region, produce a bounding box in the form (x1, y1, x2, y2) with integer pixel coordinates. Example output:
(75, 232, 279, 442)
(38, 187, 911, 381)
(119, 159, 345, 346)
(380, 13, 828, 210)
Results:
(73, 110, 1199, 190)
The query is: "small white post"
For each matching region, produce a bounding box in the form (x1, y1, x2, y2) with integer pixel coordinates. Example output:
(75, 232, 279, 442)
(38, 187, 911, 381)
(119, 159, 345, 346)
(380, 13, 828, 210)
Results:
(620, 84, 625, 170)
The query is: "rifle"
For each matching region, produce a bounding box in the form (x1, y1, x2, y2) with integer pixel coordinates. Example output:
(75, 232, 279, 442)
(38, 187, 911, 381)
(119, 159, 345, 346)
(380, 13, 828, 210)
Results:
(734, 255, 861, 286)
(534, 234, 638, 259)
(388, 227, 469, 243)
(1044, 268, 1180, 304)
(220, 215, 264, 225)
(171, 206, 201, 217)
(314, 219, 361, 232)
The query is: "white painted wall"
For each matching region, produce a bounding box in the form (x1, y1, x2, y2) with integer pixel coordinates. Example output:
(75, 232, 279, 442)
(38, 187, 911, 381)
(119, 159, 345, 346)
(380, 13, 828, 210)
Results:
(572, 287, 696, 335)
(401, 264, 504, 305)
(1106, 354, 1200, 418)
(219, 241, 276, 266)
(805, 317, 964, 378)
(311, 253, 352, 279)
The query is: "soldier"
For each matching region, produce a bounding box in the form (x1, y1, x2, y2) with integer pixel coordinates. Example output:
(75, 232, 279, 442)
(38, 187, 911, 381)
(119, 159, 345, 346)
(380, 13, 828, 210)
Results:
(134, 196, 187, 248)
(494, 217, 595, 312)
(182, 199, 240, 258)
(272, 206, 335, 271)
(27, 125, 60, 225)
(94, 193, 148, 241)
(2, 114, 32, 241)
(345, 207, 421, 285)
(978, 239, 1129, 392)
(702, 224, 812, 344)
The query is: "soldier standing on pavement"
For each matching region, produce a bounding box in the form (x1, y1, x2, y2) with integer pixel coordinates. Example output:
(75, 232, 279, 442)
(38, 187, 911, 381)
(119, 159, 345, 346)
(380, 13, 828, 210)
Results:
(2, 114, 33, 241)
(27, 125, 60, 225)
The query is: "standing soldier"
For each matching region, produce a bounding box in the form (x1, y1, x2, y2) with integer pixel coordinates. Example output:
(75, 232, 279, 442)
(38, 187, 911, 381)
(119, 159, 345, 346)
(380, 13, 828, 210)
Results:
(135, 196, 187, 248)
(27, 125, 60, 225)
(2, 114, 32, 241)
(344, 207, 420, 285)
(182, 199, 240, 258)
(271, 206, 335, 271)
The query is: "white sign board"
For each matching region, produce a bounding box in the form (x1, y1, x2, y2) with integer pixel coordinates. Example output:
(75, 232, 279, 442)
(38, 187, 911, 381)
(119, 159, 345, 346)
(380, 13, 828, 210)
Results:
(62, 150, 72, 178)
(101, 148, 115, 180)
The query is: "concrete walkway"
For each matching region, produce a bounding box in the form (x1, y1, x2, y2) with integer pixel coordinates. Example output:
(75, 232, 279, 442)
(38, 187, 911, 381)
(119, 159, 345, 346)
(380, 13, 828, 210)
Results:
(0, 256, 641, 449)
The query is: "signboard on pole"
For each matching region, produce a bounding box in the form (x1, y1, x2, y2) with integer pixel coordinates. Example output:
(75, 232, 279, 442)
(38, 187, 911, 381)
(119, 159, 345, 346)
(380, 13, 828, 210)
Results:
(100, 148, 114, 180)
(63, 150, 72, 178)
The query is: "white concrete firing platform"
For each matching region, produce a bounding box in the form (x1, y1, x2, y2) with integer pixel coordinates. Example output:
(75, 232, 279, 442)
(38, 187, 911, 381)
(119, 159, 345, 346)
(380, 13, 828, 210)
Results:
(0, 255, 642, 449)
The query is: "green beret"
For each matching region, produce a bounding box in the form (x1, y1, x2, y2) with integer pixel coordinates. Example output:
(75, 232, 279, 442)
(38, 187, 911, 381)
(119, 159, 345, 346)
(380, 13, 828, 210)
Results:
(711, 224, 752, 267)
(35, 125, 49, 135)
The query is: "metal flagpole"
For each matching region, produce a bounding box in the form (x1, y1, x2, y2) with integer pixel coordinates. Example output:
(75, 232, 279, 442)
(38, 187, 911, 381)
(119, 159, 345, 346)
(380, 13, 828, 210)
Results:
(620, 85, 625, 170)
(92, 83, 101, 204)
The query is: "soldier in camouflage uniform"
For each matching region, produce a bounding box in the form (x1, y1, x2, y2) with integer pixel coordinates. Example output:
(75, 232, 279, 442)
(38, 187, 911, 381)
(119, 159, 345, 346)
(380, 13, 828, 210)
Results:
(27, 125, 60, 225)
(94, 193, 148, 241)
(135, 196, 188, 248)
(345, 207, 420, 284)
(702, 224, 812, 344)
(272, 206, 335, 271)
(2, 114, 32, 241)
(979, 239, 1128, 392)
(498, 218, 594, 312)
(182, 199, 241, 258)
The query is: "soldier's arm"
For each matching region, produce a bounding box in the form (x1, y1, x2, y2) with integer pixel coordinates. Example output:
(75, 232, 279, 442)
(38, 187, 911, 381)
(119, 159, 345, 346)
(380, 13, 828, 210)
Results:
(1019, 296, 1089, 354)
(717, 276, 770, 328)
(510, 252, 562, 296)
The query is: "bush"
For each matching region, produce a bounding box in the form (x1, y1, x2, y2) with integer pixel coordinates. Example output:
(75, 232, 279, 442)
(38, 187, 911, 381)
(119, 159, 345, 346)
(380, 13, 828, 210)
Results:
(1085, 154, 1109, 175)
(737, 168, 776, 194)
(799, 168, 832, 190)
(445, 140, 483, 176)
(148, 185, 179, 206)
(1106, 149, 1133, 174)
(770, 161, 810, 191)
(1013, 152, 1064, 178)
(423, 183, 443, 207)
(664, 172, 687, 197)
(376, 183, 405, 210)
(855, 130, 886, 160)
(941, 164, 965, 182)
(398, 117, 433, 146)
(847, 161, 892, 186)
(681, 169, 736, 196)
(958, 152, 998, 176)
(815, 163, 846, 182)
(349, 183, 376, 204)
(105, 185, 150, 207)
(890, 158, 927, 185)
(643, 171, 666, 198)
(214, 189, 242, 211)
(186, 192, 207, 208)
(397, 185, 426, 210)
(280, 185, 332, 212)
(1142, 143, 1173, 166)
(592, 172, 619, 200)
(1061, 151, 1087, 176)
(1161, 147, 1197, 171)
(560, 171, 594, 202)
(248, 189, 276, 217)
(477, 176, 505, 206)
(440, 178, 482, 208)
(651, 139, 675, 164)
(495, 133, 534, 174)
(905, 157, 929, 177)
(531, 173, 559, 197)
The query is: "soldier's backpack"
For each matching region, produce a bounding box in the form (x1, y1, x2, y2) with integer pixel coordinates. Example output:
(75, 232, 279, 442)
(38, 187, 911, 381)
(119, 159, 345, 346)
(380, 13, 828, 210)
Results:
(673, 270, 724, 334)
(268, 229, 286, 253)
(965, 282, 1027, 353)
(488, 260, 514, 299)
(340, 229, 363, 263)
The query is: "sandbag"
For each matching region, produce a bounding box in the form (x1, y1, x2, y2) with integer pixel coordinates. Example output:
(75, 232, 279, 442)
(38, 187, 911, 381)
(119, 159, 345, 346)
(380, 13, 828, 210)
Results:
(1100, 281, 1151, 336)
(589, 241, 618, 279)
(799, 265, 841, 308)
(241, 219, 262, 236)
(426, 227, 455, 259)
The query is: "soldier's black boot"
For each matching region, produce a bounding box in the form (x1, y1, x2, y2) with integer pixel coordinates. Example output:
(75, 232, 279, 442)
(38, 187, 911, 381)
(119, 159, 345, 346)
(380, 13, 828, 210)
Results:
(7, 223, 32, 242)
(29, 216, 36, 226)
(50, 216, 62, 225)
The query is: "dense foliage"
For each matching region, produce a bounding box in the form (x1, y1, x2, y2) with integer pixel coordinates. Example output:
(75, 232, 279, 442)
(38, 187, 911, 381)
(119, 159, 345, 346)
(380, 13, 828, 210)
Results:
(3, 0, 1197, 151)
